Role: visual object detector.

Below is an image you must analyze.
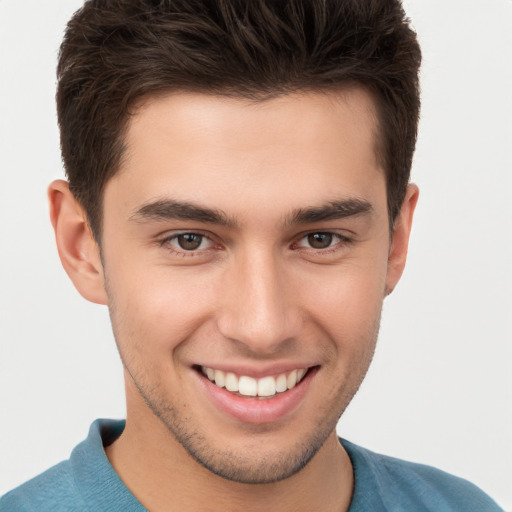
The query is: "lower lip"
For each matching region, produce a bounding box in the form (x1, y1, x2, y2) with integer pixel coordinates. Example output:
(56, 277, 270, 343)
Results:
(197, 369, 315, 425)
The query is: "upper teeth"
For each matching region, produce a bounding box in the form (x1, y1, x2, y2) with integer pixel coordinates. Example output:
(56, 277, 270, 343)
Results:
(201, 367, 307, 397)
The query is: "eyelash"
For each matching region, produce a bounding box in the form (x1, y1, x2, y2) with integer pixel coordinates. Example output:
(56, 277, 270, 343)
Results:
(292, 232, 352, 253)
(158, 231, 352, 257)
(158, 231, 216, 257)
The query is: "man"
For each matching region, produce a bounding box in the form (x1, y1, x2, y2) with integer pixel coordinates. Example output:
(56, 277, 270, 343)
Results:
(0, 1, 505, 510)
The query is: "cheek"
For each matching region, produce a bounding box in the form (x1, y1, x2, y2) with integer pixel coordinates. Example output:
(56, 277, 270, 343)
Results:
(299, 255, 387, 350)
(105, 260, 218, 357)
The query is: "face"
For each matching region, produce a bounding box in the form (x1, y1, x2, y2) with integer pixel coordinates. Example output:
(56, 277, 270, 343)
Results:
(95, 90, 410, 484)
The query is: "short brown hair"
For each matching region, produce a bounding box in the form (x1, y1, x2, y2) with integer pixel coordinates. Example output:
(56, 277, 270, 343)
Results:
(57, 0, 421, 238)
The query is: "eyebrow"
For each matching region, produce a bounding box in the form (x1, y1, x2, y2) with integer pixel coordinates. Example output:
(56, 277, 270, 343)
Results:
(130, 197, 373, 227)
(130, 199, 235, 227)
(288, 199, 373, 225)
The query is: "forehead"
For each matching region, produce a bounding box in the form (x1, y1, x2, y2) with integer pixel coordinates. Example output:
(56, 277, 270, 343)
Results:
(105, 89, 386, 224)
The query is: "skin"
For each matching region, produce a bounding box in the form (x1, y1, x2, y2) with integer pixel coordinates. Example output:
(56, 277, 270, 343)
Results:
(49, 89, 418, 512)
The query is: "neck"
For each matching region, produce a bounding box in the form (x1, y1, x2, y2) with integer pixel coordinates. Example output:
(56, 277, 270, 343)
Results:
(106, 412, 353, 512)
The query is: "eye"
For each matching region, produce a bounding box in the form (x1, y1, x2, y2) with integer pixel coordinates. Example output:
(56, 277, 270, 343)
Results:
(297, 232, 344, 250)
(306, 232, 334, 249)
(175, 233, 206, 250)
(162, 232, 213, 252)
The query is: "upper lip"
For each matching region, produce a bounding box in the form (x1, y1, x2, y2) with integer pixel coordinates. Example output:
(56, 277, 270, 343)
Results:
(193, 362, 316, 379)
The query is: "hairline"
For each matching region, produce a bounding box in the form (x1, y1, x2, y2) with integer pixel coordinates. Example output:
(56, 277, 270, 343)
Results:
(88, 84, 392, 246)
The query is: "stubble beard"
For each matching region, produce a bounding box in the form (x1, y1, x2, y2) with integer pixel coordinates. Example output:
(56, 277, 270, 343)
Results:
(118, 336, 378, 485)
(133, 379, 336, 484)
(126, 370, 362, 485)
(107, 286, 381, 485)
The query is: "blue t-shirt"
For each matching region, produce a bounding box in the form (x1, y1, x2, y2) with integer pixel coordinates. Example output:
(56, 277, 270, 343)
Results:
(0, 419, 504, 511)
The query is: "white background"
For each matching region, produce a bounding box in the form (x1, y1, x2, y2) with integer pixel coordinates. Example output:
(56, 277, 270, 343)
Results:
(1, 0, 511, 508)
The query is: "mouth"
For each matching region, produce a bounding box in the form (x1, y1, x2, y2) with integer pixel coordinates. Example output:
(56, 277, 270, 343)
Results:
(193, 364, 317, 424)
(199, 366, 309, 398)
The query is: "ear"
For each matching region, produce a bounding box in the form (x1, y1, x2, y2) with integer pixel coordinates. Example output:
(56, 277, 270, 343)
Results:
(48, 180, 108, 305)
(385, 184, 419, 296)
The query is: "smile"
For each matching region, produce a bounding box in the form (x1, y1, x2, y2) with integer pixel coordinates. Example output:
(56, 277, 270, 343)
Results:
(201, 366, 308, 397)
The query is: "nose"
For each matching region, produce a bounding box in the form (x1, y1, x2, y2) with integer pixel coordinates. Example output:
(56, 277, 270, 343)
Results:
(216, 249, 303, 355)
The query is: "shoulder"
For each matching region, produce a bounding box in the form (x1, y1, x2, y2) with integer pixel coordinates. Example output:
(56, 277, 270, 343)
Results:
(0, 419, 130, 512)
(0, 460, 84, 512)
(340, 438, 504, 512)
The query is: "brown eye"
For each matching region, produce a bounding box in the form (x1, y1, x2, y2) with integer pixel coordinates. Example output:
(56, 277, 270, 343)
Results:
(307, 233, 333, 249)
(177, 233, 204, 250)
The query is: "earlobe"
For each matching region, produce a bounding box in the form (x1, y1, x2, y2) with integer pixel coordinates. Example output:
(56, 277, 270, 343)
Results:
(385, 184, 419, 296)
(48, 180, 108, 305)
